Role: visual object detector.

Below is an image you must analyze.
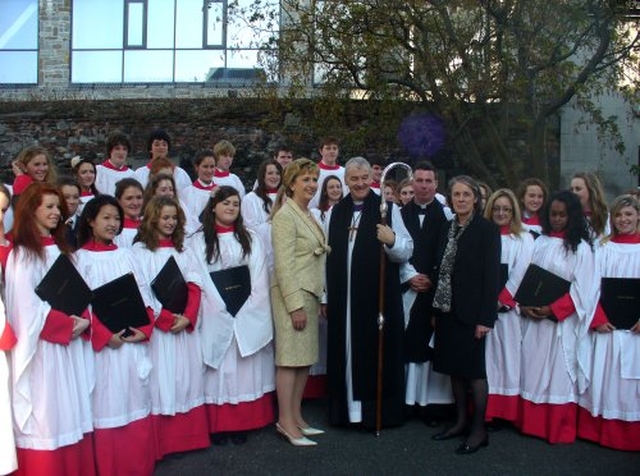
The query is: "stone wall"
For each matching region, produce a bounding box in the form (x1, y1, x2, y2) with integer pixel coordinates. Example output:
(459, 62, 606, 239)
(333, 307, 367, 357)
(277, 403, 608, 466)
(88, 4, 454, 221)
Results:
(0, 98, 416, 190)
(0, 97, 564, 196)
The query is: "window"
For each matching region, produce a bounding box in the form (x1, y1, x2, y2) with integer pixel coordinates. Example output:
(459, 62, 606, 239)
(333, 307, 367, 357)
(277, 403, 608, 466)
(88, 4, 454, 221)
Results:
(0, 0, 38, 84)
(71, 0, 278, 84)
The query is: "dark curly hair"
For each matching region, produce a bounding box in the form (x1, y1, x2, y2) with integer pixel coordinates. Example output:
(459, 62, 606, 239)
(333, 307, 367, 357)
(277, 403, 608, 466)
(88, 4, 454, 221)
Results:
(541, 190, 592, 253)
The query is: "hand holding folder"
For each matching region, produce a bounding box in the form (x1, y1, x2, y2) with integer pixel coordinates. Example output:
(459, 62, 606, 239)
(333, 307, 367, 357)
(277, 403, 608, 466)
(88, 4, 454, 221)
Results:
(91, 273, 150, 335)
(515, 264, 571, 322)
(150, 256, 189, 315)
(600, 277, 640, 330)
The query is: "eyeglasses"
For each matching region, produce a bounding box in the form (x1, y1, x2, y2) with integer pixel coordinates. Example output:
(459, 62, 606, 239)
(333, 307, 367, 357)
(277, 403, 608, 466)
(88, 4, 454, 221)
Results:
(492, 206, 513, 214)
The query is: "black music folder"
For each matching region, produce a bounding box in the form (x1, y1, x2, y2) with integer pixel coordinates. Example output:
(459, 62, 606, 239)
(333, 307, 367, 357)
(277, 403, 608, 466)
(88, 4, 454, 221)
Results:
(150, 256, 188, 314)
(514, 264, 571, 308)
(35, 254, 92, 316)
(600, 277, 640, 330)
(91, 273, 150, 333)
(209, 265, 251, 317)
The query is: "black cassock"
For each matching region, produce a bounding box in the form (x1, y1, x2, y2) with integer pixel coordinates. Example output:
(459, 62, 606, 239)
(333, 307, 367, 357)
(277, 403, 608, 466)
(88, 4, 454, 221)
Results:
(326, 192, 406, 429)
(400, 199, 447, 363)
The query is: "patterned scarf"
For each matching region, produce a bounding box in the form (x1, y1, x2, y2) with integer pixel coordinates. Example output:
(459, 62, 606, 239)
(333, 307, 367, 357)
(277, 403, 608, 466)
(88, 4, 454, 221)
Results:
(432, 215, 473, 313)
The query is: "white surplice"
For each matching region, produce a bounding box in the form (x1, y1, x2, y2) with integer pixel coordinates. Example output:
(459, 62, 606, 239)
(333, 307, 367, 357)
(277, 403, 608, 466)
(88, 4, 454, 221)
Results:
(74, 247, 153, 429)
(130, 243, 206, 415)
(6, 246, 94, 450)
(519, 236, 599, 406)
(580, 241, 640, 421)
(188, 229, 274, 405)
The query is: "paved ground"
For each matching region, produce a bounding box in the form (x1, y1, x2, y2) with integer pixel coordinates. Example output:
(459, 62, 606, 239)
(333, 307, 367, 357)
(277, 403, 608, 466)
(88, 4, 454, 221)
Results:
(154, 399, 640, 475)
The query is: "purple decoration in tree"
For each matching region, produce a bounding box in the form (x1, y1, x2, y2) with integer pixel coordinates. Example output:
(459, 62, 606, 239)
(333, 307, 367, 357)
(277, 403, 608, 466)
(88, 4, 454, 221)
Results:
(397, 113, 445, 158)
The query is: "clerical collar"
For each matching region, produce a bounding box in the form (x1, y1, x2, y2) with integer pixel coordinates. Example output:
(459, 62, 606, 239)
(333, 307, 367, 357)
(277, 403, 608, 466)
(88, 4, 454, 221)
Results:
(215, 224, 235, 233)
(353, 202, 364, 212)
(214, 168, 230, 178)
(193, 179, 215, 190)
(318, 160, 340, 171)
(414, 199, 434, 212)
(102, 159, 129, 171)
(82, 240, 118, 251)
(611, 232, 640, 244)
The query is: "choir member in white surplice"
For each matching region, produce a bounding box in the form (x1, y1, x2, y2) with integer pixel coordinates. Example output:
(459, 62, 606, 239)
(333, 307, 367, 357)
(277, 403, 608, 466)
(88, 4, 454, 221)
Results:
(188, 186, 275, 445)
(75, 195, 156, 475)
(578, 194, 640, 451)
(241, 159, 282, 231)
(95, 131, 136, 196)
(483, 189, 534, 424)
(7, 184, 95, 476)
(131, 196, 209, 459)
(517, 190, 599, 444)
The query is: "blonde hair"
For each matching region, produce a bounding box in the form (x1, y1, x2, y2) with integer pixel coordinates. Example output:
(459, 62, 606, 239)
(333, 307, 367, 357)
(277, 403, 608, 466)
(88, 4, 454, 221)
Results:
(484, 188, 524, 236)
(282, 158, 319, 198)
(15, 145, 57, 184)
(604, 194, 640, 241)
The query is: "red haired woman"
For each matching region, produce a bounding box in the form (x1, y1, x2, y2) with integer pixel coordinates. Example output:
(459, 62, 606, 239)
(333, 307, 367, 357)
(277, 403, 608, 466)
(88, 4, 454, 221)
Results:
(6, 183, 94, 476)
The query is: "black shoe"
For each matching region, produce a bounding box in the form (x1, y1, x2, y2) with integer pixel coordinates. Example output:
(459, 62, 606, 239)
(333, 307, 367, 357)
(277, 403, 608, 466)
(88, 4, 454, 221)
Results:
(211, 433, 228, 446)
(230, 432, 248, 445)
(455, 435, 489, 455)
(432, 428, 465, 441)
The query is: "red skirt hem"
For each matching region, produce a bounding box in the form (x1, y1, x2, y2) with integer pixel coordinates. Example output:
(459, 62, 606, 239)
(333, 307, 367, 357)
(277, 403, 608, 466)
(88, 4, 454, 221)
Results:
(152, 406, 210, 460)
(94, 417, 155, 476)
(514, 397, 577, 444)
(577, 406, 640, 451)
(14, 433, 96, 476)
(303, 375, 327, 399)
(486, 394, 519, 422)
(206, 392, 276, 433)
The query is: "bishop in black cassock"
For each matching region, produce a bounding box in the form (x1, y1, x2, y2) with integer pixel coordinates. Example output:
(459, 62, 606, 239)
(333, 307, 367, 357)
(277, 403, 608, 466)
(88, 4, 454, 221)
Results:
(325, 157, 413, 429)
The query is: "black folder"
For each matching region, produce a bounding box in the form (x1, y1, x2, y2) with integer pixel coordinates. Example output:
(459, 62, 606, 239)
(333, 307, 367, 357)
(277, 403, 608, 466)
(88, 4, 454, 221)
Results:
(209, 265, 251, 317)
(35, 254, 92, 316)
(514, 264, 571, 308)
(600, 277, 640, 330)
(150, 256, 188, 314)
(91, 273, 150, 333)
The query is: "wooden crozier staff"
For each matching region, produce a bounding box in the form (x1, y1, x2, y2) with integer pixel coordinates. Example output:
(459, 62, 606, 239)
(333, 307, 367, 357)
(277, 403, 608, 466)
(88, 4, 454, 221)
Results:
(376, 162, 413, 436)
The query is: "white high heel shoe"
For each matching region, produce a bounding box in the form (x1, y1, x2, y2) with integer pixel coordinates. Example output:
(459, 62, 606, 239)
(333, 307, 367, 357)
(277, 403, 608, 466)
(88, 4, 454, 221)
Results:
(276, 423, 317, 447)
(298, 425, 325, 436)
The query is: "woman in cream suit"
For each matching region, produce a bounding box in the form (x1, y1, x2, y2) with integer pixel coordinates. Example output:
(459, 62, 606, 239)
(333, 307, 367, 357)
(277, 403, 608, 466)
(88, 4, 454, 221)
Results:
(271, 158, 330, 446)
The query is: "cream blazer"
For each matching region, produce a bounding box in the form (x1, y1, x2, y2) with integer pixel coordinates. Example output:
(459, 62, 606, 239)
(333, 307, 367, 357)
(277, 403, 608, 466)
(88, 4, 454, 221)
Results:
(271, 198, 329, 312)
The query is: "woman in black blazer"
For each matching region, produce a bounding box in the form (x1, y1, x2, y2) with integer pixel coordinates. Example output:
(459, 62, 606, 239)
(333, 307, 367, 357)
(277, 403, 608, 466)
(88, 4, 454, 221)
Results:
(431, 175, 501, 455)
